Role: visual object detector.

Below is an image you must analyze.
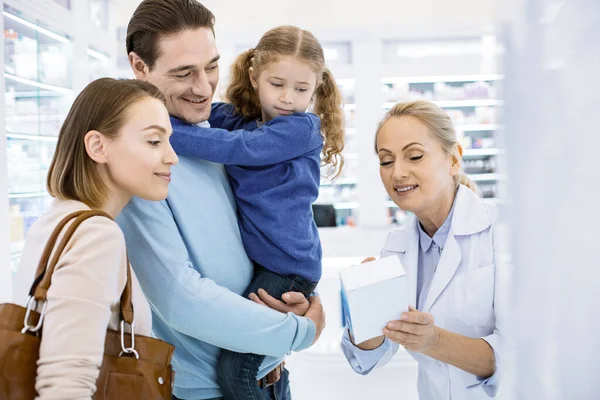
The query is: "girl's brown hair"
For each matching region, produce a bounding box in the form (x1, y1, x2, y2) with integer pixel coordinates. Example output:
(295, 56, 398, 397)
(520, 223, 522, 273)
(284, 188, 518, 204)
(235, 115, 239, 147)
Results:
(225, 25, 345, 179)
(47, 78, 166, 208)
(375, 100, 480, 195)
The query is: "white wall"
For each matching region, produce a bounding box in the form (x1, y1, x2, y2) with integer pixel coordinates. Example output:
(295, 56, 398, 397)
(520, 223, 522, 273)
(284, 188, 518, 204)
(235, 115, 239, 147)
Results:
(498, 0, 600, 398)
(114, 0, 495, 39)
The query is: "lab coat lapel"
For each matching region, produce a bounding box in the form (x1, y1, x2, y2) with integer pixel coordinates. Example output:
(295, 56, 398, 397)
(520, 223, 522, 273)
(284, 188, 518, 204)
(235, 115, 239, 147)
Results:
(381, 219, 419, 309)
(422, 232, 461, 312)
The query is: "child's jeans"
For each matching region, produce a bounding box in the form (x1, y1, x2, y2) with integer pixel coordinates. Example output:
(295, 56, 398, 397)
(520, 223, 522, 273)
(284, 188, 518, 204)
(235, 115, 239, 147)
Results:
(217, 264, 318, 400)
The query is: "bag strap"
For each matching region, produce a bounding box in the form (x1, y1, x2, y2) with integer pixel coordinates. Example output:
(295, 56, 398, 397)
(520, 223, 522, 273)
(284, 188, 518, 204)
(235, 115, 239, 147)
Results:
(30, 210, 87, 284)
(27, 209, 134, 325)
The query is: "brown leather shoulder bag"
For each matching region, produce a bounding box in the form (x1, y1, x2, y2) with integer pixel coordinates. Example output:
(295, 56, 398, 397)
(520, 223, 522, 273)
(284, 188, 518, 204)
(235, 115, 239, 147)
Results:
(0, 210, 175, 399)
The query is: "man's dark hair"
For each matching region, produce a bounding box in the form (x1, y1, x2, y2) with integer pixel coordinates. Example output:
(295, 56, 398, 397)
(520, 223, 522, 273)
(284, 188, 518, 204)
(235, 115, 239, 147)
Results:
(126, 0, 215, 70)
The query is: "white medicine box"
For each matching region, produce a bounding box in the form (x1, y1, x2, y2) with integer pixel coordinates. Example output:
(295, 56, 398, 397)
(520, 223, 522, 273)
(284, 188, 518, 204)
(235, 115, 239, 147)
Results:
(340, 256, 408, 344)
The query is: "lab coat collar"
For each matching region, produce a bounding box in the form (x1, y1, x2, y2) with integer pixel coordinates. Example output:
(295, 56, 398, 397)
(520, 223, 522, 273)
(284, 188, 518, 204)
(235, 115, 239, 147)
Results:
(380, 185, 491, 312)
(382, 184, 490, 254)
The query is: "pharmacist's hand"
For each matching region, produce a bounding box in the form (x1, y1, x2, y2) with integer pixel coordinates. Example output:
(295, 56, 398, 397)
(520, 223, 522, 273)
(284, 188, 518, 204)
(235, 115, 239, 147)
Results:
(249, 289, 310, 316)
(383, 305, 440, 353)
(362, 257, 376, 263)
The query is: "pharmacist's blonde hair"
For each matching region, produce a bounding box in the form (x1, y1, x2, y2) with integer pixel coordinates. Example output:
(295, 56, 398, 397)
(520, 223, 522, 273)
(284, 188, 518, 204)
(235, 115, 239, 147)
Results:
(47, 78, 166, 208)
(374, 100, 480, 195)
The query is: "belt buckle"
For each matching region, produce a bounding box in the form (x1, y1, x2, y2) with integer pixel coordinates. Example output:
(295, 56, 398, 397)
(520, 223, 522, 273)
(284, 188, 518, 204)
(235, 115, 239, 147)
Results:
(260, 375, 274, 389)
(259, 363, 282, 388)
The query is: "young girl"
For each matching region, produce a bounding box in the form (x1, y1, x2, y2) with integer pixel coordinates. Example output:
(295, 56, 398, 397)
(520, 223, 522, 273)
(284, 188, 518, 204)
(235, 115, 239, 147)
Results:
(11, 78, 178, 398)
(169, 25, 344, 399)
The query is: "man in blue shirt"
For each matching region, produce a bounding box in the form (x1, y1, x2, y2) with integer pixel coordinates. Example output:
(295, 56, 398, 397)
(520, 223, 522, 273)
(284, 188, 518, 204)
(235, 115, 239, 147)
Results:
(117, 1, 326, 399)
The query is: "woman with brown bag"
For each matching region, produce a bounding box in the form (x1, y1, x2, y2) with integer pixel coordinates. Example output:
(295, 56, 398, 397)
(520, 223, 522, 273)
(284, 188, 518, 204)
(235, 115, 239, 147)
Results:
(8, 77, 178, 399)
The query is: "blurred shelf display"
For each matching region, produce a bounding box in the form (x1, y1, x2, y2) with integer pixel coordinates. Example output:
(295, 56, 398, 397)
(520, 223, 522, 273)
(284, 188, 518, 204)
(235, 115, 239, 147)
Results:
(380, 73, 505, 224)
(316, 77, 360, 226)
(381, 74, 504, 85)
(2, 1, 116, 271)
(306, 34, 505, 227)
(3, 5, 72, 263)
(383, 99, 503, 108)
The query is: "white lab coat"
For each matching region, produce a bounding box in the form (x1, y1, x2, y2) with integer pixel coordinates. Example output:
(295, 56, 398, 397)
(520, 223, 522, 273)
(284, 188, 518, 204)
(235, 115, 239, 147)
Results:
(376, 185, 505, 399)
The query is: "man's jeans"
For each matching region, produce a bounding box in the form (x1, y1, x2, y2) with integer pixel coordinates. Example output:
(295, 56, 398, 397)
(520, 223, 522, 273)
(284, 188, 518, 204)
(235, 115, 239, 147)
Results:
(218, 264, 317, 400)
(172, 366, 292, 400)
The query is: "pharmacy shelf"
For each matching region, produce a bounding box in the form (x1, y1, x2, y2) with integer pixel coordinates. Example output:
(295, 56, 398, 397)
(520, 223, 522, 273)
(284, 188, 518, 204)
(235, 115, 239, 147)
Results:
(383, 99, 503, 109)
(387, 197, 503, 208)
(8, 191, 48, 199)
(5, 114, 66, 122)
(320, 178, 358, 187)
(463, 148, 503, 157)
(313, 201, 358, 210)
(381, 74, 504, 84)
(4, 73, 72, 94)
(333, 202, 358, 210)
(470, 173, 507, 182)
(2, 9, 70, 44)
(6, 133, 59, 142)
(456, 124, 502, 132)
(8, 90, 65, 99)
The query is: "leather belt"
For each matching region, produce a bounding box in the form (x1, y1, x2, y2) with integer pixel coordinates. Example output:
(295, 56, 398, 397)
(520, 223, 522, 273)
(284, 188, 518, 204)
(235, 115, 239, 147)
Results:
(257, 362, 284, 388)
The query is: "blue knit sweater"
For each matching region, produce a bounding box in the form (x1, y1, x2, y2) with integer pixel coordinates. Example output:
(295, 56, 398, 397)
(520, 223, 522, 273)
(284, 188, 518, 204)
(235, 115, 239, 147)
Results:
(169, 103, 323, 282)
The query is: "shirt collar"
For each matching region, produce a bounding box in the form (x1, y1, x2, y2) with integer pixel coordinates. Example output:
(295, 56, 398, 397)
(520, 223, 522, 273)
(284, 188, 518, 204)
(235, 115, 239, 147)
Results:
(418, 195, 456, 252)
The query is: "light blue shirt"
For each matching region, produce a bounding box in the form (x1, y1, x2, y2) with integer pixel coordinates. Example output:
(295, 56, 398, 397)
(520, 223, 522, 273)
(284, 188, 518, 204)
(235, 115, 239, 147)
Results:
(117, 131, 315, 399)
(416, 201, 454, 310)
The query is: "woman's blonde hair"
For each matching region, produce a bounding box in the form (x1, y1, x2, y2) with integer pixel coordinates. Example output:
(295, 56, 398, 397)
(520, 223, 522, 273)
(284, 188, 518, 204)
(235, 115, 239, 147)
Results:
(374, 100, 480, 195)
(47, 78, 166, 208)
(225, 25, 345, 179)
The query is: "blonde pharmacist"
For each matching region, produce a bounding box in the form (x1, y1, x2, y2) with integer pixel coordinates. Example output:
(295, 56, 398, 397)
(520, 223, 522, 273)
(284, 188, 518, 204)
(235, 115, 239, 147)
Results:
(340, 100, 506, 399)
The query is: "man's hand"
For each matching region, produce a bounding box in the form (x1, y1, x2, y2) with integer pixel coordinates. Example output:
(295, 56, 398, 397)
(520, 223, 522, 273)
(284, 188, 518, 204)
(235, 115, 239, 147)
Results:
(249, 289, 310, 316)
(249, 289, 325, 346)
(304, 295, 326, 345)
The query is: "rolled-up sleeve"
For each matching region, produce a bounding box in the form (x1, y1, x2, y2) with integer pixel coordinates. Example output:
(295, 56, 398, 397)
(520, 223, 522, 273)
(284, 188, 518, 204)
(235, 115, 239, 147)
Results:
(466, 330, 500, 396)
(340, 328, 399, 375)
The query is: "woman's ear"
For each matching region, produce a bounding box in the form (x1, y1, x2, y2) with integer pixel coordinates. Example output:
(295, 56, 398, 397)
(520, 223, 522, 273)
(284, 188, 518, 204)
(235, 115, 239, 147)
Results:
(450, 143, 463, 176)
(84, 130, 109, 164)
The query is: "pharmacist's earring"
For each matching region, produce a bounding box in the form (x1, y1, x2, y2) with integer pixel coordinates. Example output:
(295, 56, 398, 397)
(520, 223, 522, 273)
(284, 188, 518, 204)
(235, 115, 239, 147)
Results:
(252, 86, 256, 91)
(84, 130, 109, 164)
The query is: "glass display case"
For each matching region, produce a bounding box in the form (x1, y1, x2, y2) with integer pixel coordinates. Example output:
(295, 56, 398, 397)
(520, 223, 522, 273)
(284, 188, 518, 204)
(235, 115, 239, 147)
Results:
(3, 5, 73, 268)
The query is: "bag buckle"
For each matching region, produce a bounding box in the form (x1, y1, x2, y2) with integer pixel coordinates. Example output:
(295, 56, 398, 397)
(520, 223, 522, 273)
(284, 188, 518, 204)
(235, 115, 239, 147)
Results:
(119, 320, 139, 359)
(21, 296, 47, 334)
